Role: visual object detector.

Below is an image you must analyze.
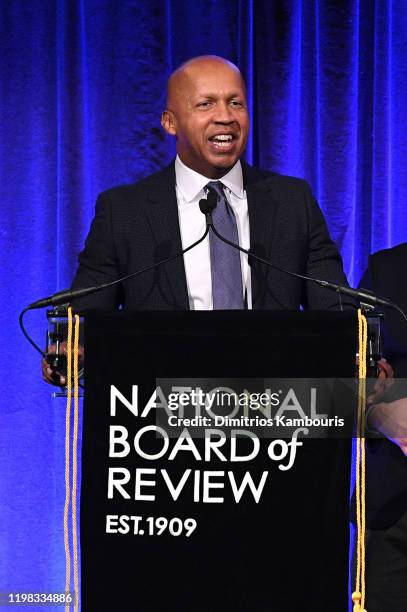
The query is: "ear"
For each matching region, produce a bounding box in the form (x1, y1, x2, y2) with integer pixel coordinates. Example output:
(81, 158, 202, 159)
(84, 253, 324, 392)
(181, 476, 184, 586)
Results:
(161, 110, 177, 136)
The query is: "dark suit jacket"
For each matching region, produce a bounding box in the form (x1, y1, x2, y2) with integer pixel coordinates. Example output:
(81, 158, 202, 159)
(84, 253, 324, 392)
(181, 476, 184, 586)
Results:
(359, 243, 407, 529)
(71, 161, 350, 311)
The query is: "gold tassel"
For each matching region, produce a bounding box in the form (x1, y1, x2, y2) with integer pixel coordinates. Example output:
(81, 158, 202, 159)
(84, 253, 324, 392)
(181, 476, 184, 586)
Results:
(352, 310, 368, 611)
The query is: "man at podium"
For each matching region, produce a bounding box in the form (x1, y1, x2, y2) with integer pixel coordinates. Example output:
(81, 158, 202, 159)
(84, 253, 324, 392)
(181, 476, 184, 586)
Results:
(68, 55, 352, 313)
(43, 54, 353, 384)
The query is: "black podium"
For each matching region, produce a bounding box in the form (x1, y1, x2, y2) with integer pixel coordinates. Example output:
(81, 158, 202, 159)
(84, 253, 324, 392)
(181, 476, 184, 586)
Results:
(81, 310, 357, 612)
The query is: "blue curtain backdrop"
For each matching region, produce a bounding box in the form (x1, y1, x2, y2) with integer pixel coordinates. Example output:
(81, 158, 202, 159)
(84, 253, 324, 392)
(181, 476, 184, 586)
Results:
(1, 0, 407, 607)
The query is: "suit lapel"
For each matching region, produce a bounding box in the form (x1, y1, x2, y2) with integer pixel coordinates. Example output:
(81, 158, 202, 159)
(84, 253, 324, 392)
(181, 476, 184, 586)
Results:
(243, 162, 279, 309)
(143, 163, 190, 309)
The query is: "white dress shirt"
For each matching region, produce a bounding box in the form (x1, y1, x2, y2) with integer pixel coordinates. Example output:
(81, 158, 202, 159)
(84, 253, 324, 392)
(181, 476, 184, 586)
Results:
(175, 155, 252, 310)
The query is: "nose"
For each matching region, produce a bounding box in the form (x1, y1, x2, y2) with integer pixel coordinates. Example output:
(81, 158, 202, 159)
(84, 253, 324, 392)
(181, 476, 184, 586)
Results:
(213, 101, 234, 123)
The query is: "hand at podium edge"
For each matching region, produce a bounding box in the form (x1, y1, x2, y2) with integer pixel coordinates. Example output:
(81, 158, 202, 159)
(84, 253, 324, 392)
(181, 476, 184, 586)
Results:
(41, 341, 84, 387)
(366, 358, 394, 405)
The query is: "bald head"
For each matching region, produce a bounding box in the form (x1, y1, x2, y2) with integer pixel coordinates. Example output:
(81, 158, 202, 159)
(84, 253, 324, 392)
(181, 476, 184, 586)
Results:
(166, 56, 246, 109)
(161, 55, 249, 178)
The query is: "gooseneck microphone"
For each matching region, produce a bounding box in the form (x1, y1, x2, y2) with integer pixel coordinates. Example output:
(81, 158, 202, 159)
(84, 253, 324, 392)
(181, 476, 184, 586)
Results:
(198, 187, 405, 315)
(20, 186, 407, 358)
(25, 187, 406, 319)
(20, 221, 213, 355)
(27, 227, 210, 310)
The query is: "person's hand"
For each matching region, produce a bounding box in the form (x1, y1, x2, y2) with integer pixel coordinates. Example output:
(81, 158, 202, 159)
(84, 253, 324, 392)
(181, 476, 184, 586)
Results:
(42, 343, 67, 386)
(366, 358, 394, 404)
(41, 342, 84, 386)
(367, 398, 407, 456)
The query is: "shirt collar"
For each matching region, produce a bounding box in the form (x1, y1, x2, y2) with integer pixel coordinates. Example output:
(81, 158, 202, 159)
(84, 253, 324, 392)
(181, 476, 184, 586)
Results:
(175, 155, 245, 203)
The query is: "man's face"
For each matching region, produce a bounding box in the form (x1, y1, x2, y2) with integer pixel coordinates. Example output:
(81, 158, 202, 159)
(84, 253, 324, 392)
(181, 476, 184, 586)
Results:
(162, 60, 249, 179)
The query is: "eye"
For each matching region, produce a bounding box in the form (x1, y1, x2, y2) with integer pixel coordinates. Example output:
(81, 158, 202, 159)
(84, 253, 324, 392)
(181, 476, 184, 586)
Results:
(197, 100, 212, 109)
(230, 99, 245, 108)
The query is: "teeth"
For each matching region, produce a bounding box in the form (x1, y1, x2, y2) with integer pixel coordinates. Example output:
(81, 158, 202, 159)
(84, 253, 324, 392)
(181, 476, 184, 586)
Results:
(212, 134, 233, 141)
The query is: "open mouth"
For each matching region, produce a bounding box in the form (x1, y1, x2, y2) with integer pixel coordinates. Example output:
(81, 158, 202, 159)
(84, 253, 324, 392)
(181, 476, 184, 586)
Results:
(208, 134, 236, 149)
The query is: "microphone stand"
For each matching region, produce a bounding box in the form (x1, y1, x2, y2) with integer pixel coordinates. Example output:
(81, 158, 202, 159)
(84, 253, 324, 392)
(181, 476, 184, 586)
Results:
(21, 189, 407, 358)
(20, 227, 211, 355)
(198, 194, 407, 321)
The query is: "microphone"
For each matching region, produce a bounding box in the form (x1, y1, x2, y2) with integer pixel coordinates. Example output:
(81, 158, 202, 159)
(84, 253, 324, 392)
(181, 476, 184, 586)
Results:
(20, 188, 406, 362)
(199, 188, 217, 225)
(26, 190, 404, 317)
(198, 189, 402, 312)
(27, 187, 218, 311)
(26, 228, 210, 310)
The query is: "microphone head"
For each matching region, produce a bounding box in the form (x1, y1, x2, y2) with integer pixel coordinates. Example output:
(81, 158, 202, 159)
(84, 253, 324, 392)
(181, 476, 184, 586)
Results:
(199, 188, 218, 215)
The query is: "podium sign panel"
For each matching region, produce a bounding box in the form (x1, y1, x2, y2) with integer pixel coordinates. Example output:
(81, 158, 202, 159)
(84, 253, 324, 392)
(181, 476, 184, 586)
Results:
(81, 311, 357, 611)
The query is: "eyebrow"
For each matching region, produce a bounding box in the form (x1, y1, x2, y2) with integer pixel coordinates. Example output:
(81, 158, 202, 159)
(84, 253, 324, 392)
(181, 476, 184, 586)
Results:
(194, 91, 245, 100)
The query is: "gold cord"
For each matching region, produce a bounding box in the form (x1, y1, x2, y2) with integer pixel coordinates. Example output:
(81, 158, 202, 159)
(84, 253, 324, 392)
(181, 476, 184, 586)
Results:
(64, 308, 80, 611)
(64, 308, 73, 612)
(352, 310, 368, 612)
(72, 314, 80, 611)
